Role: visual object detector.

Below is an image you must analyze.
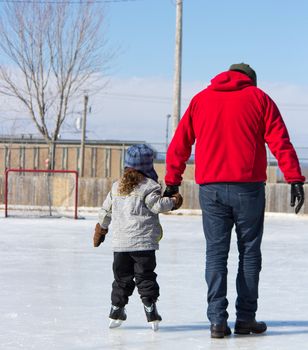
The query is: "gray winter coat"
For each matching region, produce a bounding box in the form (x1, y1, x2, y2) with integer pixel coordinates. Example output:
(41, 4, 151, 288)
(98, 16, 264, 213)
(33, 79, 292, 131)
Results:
(98, 177, 174, 252)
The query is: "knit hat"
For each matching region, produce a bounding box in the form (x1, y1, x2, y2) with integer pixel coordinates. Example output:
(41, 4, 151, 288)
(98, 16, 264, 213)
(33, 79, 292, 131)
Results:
(229, 63, 257, 86)
(124, 144, 158, 182)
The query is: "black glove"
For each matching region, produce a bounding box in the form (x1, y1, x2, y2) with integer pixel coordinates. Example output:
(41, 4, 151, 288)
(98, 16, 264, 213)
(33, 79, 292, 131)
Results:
(163, 185, 179, 197)
(290, 182, 304, 214)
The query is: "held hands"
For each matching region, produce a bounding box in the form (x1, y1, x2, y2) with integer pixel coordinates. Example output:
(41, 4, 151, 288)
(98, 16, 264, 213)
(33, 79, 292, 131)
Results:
(163, 185, 179, 197)
(163, 184, 183, 210)
(290, 183, 305, 214)
(172, 192, 183, 210)
(93, 223, 108, 247)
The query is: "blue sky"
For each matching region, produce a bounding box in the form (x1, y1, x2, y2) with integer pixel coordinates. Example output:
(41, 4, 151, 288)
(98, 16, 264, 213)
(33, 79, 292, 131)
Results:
(86, 0, 308, 150)
(1, 0, 308, 152)
(106, 0, 308, 84)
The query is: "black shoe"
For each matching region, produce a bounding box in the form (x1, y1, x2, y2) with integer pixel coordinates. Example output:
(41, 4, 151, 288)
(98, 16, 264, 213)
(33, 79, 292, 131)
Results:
(210, 323, 232, 338)
(109, 305, 127, 328)
(143, 302, 162, 322)
(142, 297, 162, 322)
(234, 319, 267, 335)
(109, 305, 127, 321)
(142, 299, 162, 331)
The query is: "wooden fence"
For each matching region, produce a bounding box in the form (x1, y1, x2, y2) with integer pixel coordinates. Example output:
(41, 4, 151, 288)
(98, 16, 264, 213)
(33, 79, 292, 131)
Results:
(0, 175, 306, 214)
(79, 179, 308, 214)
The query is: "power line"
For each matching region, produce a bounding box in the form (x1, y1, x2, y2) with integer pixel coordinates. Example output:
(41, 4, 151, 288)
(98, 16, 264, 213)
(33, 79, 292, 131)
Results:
(101, 91, 174, 103)
(100, 92, 308, 111)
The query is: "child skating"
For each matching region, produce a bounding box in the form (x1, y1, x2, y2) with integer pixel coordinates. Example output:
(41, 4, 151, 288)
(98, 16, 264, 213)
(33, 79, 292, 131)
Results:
(93, 144, 183, 331)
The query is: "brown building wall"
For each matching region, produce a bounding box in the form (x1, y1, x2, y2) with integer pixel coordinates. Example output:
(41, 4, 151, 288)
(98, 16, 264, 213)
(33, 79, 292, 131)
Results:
(154, 162, 195, 182)
(0, 143, 126, 177)
(0, 141, 283, 184)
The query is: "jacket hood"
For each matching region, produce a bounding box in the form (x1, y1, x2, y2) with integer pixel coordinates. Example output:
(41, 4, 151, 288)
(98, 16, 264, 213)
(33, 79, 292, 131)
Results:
(208, 71, 254, 92)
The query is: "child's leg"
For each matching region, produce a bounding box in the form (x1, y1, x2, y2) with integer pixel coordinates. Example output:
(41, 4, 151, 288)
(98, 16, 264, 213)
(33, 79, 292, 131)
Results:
(133, 250, 161, 329)
(132, 250, 159, 304)
(111, 252, 135, 307)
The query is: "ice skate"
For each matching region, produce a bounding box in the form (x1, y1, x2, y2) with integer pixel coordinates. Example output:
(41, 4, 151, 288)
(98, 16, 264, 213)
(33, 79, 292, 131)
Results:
(143, 302, 162, 331)
(109, 305, 127, 328)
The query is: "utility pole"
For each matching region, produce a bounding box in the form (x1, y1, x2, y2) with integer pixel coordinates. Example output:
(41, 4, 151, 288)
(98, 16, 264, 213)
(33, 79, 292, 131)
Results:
(172, 0, 183, 135)
(165, 114, 171, 154)
(79, 94, 89, 177)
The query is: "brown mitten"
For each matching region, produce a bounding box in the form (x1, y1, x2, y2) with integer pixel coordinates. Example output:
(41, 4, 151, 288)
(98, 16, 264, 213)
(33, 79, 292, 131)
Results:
(93, 223, 108, 247)
(172, 192, 183, 210)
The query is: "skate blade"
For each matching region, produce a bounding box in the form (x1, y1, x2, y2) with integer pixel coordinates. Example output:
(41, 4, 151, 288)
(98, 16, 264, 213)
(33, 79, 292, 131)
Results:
(109, 318, 123, 328)
(150, 320, 160, 331)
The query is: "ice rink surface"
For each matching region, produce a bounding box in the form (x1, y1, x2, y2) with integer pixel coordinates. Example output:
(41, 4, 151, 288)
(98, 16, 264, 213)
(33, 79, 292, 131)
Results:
(0, 213, 308, 350)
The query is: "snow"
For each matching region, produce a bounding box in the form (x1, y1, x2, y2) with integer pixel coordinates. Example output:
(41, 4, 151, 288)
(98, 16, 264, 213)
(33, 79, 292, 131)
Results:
(0, 213, 308, 349)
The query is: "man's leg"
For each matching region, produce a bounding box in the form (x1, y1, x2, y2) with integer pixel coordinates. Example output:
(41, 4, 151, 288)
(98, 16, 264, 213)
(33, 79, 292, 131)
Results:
(199, 184, 234, 326)
(232, 183, 265, 322)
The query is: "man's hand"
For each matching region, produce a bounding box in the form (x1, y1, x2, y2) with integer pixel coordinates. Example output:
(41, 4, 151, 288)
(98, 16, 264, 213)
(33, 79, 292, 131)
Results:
(163, 185, 179, 197)
(290, 182, 305, 214)
(93, 223, 108, 247)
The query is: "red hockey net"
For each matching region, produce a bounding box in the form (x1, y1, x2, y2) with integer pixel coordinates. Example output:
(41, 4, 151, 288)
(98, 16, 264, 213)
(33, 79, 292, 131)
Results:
(5, 169, 79, 219)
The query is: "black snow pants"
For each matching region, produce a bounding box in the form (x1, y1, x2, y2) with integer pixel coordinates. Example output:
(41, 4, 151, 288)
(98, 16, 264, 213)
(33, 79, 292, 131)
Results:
(111, 250, 159, 307)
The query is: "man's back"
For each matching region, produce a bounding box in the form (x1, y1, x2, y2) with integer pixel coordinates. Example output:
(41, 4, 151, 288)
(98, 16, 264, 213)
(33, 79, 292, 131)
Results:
(165, 70, 304, 185)
(192, 71, 268, 183)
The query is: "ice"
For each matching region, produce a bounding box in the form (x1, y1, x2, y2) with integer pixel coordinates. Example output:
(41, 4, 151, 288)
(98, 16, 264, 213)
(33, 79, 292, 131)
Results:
(0, 213, 308, 349)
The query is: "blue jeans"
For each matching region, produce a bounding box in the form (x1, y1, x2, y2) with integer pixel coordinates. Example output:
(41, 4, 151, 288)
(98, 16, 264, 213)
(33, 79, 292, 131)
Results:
(199, 182, 265, 324)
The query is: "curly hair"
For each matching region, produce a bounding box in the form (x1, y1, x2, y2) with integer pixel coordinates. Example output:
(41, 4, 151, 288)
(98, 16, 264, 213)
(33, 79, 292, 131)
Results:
(118, 168, 144, 195)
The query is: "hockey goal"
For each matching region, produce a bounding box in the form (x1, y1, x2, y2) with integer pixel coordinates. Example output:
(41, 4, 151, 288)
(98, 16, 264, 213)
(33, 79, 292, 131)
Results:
(5, 169, 79, 219)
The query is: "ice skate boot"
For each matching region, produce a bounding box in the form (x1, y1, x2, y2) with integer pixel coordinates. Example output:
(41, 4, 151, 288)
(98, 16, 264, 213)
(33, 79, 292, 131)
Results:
(109, 305, 127, 328)
(142, 299, 162, 331)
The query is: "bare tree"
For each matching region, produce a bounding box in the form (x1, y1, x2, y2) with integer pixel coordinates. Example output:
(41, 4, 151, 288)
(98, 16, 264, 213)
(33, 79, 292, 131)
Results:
(0, 1, 113, 168)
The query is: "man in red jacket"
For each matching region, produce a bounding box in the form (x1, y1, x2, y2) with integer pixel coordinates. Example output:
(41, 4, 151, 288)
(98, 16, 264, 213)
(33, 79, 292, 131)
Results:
(164, 63, 305, 338)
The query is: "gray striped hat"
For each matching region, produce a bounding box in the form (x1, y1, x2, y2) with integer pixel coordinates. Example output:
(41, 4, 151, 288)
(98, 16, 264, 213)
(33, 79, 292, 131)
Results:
(124, 144, 158, 182)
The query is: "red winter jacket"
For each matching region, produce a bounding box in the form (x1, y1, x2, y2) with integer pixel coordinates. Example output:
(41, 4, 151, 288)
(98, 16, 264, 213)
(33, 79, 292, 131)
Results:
(165, 70, 305, 185)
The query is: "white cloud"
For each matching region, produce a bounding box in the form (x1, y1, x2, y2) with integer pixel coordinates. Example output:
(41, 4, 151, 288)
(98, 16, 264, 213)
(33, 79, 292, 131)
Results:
(0, 76, 307, 152)
(262, 82, 308, 147)
(86, 77, 308, 147)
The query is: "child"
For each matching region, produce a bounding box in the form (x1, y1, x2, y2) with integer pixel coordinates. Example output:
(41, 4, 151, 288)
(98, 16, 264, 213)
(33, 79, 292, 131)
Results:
(93, 144, 182, 331)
